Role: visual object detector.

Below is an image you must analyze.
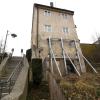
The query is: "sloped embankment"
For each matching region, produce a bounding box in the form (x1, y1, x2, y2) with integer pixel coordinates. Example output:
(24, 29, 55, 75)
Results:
(59, 73, 100, 99)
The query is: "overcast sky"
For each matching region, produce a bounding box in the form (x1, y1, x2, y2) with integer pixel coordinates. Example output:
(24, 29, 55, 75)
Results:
(0, 0, 100, 56)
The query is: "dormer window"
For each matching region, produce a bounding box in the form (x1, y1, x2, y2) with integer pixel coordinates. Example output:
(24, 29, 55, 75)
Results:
(44, 10, 51, 16)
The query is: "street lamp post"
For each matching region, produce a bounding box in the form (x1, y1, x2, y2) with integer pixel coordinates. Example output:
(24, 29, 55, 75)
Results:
(3, 30, 9, 53)
(2, 30, 17, 58)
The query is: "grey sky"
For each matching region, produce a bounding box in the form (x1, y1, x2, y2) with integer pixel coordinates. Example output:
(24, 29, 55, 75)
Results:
(0, 0, 100, 55)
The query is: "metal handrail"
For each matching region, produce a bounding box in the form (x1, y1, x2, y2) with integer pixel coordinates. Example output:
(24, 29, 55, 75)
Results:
(0, 58, 23, 99)
(7, 60, 22, 82)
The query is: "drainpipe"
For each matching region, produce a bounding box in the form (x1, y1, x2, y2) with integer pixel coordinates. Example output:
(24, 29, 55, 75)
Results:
(37, 7, 39, 49)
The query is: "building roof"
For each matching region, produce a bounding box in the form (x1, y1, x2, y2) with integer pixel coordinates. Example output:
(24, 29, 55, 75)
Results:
(34, 3, 74, 15)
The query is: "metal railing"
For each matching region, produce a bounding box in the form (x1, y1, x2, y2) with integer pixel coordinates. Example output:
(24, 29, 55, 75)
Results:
(0, 58, 23, 99)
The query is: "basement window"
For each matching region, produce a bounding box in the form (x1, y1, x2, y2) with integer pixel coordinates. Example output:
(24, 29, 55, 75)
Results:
(69, 40, 75, 47)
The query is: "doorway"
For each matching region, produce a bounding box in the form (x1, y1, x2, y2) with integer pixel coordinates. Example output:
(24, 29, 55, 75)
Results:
(66, 60, 75, 73)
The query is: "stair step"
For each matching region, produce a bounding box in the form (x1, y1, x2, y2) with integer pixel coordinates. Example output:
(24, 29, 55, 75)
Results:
(1, 93, 9, 97)
(0, 56, 23, 98)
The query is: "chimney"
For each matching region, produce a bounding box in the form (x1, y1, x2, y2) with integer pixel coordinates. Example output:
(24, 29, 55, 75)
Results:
(50, 2, 53, 7)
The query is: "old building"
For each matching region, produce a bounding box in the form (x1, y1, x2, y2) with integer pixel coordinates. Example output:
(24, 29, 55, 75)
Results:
(31, 3, 86, 77)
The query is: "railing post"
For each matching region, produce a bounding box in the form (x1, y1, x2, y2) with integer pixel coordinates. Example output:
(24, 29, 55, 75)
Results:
(9, 79, 11, 94)
(0, 85, 2, 99)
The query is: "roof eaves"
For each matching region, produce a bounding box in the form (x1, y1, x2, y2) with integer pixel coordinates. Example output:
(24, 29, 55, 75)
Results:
(34, 3, 74, 15)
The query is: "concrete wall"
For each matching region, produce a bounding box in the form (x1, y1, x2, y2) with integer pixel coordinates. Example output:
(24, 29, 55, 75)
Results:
(0, 56, 9, 77)
(75, 41, 86, 73)
(38, 9, 77, 39)
(1, 55, 29, 100)
(48, 72, 66, 100)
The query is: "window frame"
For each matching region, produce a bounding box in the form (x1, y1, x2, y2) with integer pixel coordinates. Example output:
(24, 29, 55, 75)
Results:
(44, 25, 52, 32)
(69, 40, 75, 47)
(62, 13, 67, 19)
(44, 10, 51, 16)
(62, 27, 68, 33)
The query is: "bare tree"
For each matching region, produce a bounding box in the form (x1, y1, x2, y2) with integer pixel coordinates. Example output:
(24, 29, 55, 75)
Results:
(92, 32, 100, 44)
(0, 39, 3, 53)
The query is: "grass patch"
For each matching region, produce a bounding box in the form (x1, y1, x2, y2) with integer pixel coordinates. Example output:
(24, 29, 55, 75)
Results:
(59, 73, 100, 99)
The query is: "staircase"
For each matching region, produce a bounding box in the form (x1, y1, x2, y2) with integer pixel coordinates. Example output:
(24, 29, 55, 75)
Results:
(0, 56, 23, 99)
(27, 81, 50, 100)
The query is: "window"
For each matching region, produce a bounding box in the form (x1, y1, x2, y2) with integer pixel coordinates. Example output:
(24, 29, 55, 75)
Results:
(63, 27, 68, 33)
(69, 40, 75, 47)
(62, 13, 67, 19)
(44, 10, 51, 16)
(44, 25, 52, 32)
